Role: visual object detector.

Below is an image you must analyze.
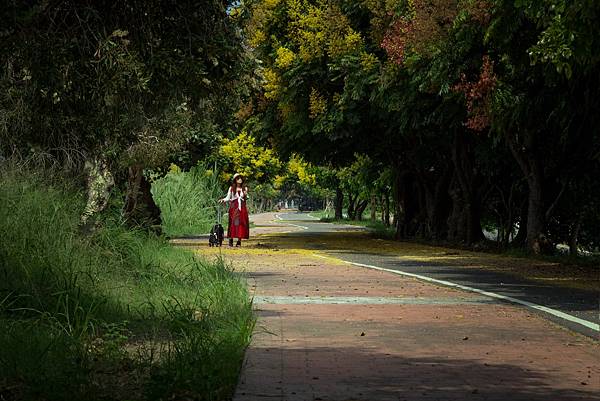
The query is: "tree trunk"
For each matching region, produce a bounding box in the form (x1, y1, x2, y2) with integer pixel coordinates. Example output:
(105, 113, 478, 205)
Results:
(447, 176, 467, 243)
(370, 195, 377, 221)
(432, 171, 452, 240)
(80, 156, 115, 233)
(499, 183, 518, 248)
(513, 202, 528, 247)
(123, 164, 162, 231)
(506, 131, 549, 254)
(347, 193, 357, 220)
(382, 193, 390, 227)
(325, 198, 333, 217)
(450, 131, 484, 244)
(394, 170, 418, 239)
(569, 216, 582, 256)
(526, 168, 545, 254)
(393, 173, 403, 239)
(466, 198, 484, 244)
(423, 167, 452, 240)
(335, 186, 344, 220)
(355, 199, 368, 221)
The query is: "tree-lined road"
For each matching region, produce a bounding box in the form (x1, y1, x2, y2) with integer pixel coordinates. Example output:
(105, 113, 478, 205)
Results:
(271, 212, 599, 338)
(211, 212, 600, 401)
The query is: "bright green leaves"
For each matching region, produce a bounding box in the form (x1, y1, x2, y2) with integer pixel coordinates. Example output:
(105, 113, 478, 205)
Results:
(516, 0, 574, 78)
(337, 153, 377, 197)
(527, 13, 574, 78)
(274, 153, 317, 189)
(513, 0, 599, 78)
(275, 47, 297, 68)
(262, 68, 282, 100)
(218, 131, 283, 183)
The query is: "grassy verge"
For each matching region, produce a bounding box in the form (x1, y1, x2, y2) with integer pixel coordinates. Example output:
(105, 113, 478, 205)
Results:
(320, 216, 396, 239)
(0, 166, 254, 401)
(307, 210, 331, 219)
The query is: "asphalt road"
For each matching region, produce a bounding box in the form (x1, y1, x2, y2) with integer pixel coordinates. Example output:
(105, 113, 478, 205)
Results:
(274, 211, 600, 339)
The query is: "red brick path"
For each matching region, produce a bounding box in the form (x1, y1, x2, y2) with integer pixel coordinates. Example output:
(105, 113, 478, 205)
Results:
(224, 215, 600, 401)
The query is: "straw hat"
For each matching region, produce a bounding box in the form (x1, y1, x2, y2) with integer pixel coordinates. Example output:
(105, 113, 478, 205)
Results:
(232, 173, 244, 181)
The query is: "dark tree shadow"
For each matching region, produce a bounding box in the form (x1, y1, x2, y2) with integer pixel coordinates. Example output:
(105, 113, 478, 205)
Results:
(238, 346, 600, 401)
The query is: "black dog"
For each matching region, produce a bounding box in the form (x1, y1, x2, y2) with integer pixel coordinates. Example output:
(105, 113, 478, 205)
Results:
(209, 223, 224, 247)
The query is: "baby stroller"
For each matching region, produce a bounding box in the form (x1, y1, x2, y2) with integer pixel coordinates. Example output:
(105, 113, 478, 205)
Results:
(208, 204, 225, 247)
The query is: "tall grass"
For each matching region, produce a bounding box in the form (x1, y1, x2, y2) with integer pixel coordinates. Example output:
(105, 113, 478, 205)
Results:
(0, 164, 254, 401)
(152, 165, 226, 237)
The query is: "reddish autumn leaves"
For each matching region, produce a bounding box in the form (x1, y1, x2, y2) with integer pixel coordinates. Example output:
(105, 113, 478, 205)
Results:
(381, 0, 460, 64)
(380, 0, 495, 131)
(453, 55, 497, 131)
(381, 17, 413, 65)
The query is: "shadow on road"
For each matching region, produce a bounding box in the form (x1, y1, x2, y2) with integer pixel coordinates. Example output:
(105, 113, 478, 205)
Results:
(239, 346, 600, 401)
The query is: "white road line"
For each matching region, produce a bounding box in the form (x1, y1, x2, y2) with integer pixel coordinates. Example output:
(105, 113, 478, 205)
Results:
(285, 222, 309, 230)
(313, 254, 600, 332)
(253, 295, 494, 305)
(274, 214, 308, 230)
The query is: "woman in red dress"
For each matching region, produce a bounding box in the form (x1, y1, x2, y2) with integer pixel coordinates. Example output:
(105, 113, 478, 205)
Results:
(219, 173, 249, 247)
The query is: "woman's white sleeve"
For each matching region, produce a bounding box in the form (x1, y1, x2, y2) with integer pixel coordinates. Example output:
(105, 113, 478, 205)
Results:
(222, 188, 232, 202)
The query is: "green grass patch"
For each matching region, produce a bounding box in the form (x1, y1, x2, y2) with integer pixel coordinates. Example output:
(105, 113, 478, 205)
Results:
(0, 165, 254, 401)
(307, 210, 332, 219)
(152, 166, 227, 237)
(319, 215, 396, 239)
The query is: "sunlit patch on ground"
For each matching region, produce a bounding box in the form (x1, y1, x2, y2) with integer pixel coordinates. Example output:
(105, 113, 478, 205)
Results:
(191, 223, 599, 292)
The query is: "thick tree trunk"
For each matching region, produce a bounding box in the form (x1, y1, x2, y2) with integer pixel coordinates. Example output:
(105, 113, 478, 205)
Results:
(506, 131, 550, 254)
(80, 156, 115, 233)
(423, 167, 452, 240)
(525, 169, 545, 254)
(347, 193, 357, 220)
(433, 171, 452, 240)
(450, 132, 484, 244)
(123, 164, 162, 230)
(466, 199, 484, 244)
(335, 186, 344, 220)
(355, 199, 369, 221)
(447, 177, 467, 243)
(394, 170, 418, 239)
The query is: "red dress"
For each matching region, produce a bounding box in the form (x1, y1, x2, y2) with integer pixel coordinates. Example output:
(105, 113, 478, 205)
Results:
(226, 187, 249, 239)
